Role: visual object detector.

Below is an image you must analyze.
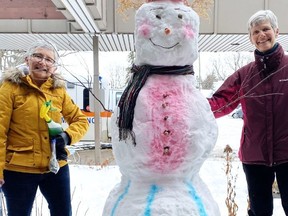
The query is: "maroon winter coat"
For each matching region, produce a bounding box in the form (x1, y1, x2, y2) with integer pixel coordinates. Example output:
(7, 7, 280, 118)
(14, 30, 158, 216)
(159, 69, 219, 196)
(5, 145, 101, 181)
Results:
(208, 44, 288, 166)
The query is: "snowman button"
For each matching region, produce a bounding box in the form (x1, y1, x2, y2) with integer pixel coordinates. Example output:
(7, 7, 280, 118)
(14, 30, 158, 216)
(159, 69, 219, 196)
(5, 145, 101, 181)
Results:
(163, 146, 171, 156)
(162, 102, 169, 108)
(164, 130, 171, 135)
(163, 93, 169, 98)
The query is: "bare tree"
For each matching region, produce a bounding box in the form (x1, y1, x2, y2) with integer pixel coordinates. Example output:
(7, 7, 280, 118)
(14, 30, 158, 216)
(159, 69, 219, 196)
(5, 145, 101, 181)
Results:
(212, 58, 228, 80)
(108, 64, 128, 90)
(107, 51, 134, 90)
(225, 52, 253, 72)
(202, 72, 218, 89)
(124, 51, 135, 86)
(210, 55, 229, 81)
(207, 52, 253, 82)
(0, 50, 25, 72)
(60, 51, 93, 89)
(195, 75, 202, 89)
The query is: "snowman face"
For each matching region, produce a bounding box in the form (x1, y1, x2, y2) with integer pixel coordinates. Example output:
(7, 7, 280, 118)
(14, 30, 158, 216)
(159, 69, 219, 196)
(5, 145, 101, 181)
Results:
(134, 2, 199, 66)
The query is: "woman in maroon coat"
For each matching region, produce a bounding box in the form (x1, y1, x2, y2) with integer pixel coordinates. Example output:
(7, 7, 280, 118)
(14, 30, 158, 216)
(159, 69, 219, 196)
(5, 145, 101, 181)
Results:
(208, 10, 288, 216)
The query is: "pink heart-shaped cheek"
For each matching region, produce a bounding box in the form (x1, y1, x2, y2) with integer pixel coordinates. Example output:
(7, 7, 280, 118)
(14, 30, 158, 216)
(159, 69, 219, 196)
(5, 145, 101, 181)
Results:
(184, 25, 195, 39)
(138, 24, 151, 37)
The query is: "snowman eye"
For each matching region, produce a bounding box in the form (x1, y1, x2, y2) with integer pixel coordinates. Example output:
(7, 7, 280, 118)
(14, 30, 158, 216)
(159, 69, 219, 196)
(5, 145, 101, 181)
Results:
(178, 14, 183, 19)
(156, 14, 161, 19)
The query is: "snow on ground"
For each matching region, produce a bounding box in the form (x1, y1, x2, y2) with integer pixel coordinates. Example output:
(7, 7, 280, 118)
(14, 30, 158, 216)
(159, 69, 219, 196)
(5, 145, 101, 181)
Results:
(17, 116, 286, 215)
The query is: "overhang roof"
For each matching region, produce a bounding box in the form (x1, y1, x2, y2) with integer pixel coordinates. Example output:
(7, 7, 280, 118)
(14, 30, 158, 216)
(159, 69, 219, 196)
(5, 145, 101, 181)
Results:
(0, 0, 288, 52)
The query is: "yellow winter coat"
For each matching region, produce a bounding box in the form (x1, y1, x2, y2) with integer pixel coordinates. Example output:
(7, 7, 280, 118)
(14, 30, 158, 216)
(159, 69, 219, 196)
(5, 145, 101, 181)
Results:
(0, 68, 89, 179)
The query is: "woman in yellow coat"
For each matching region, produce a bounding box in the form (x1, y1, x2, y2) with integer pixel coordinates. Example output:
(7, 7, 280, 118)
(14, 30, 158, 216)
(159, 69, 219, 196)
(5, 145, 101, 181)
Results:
(0, 40, 89, 216)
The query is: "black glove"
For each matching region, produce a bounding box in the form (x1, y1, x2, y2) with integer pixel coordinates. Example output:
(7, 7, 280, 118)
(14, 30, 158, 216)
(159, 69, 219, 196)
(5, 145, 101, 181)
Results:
(52, 132, 71, 161)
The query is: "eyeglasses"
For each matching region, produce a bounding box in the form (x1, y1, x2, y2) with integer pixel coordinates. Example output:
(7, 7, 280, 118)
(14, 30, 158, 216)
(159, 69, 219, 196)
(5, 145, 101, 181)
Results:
(31, 53, 56, 66)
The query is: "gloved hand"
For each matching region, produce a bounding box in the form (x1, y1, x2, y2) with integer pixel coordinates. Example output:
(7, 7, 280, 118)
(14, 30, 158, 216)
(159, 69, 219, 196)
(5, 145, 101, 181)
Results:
(52, 132, 71, 161)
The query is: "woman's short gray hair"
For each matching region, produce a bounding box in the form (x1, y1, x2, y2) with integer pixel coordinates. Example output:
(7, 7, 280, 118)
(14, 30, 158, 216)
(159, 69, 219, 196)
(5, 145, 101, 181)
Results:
(248, 10, 278, 33)
(25, 40, 59, 63)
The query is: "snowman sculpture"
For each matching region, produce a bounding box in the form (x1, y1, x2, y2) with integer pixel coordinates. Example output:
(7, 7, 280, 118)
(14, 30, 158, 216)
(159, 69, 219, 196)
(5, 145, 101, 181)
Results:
(103, 0, 219, 215)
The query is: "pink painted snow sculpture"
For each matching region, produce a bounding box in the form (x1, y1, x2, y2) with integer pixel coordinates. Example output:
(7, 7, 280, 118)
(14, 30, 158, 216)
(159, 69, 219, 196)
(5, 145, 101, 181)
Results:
(103, 1, 219, 215)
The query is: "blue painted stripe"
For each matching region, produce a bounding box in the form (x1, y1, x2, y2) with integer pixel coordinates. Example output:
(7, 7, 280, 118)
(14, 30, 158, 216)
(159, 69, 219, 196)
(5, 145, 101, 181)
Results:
(111, 181, 131, 216)
(144, 184, 159, 216)
(186, 182, 207, 216)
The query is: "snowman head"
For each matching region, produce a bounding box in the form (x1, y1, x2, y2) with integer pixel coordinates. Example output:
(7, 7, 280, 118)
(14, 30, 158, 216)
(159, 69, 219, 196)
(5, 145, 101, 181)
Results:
(134, 0, 199, 66)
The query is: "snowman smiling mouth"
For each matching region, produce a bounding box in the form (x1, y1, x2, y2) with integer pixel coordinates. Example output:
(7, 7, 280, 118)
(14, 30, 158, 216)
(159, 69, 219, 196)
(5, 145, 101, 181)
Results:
(149, 38, 179, 49)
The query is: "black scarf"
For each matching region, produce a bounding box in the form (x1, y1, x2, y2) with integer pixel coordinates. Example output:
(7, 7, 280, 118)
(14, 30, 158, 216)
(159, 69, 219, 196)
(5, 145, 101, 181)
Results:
(117, 64, 194, 144)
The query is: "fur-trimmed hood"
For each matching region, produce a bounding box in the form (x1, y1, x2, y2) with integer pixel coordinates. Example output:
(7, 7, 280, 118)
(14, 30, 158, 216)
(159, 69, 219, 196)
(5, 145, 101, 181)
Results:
(0, 67, 66, 88)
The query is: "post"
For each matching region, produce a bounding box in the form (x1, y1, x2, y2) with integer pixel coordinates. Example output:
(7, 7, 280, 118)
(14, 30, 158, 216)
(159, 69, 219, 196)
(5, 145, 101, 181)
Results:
(93, 35, 101, 165)
(198, 51, 201, 90)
